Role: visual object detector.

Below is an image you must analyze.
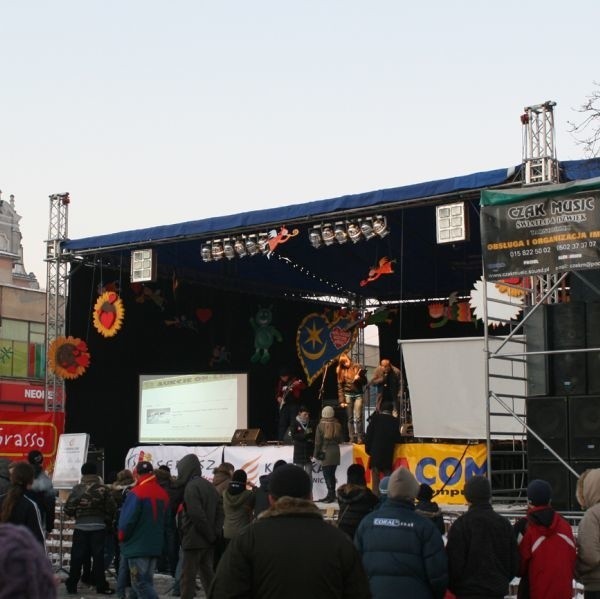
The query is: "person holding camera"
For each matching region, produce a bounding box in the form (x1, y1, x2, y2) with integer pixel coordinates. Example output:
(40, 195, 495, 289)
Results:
(336, 352, 368, 444)
(314, 406, 343, 503)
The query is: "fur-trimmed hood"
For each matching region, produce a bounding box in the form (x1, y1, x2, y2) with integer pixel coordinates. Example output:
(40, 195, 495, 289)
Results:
(257, 496, 322, 519)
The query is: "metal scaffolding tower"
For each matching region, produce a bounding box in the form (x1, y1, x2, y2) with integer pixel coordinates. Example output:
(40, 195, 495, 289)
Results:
(521, 100, 558, 186)
(44, 193, 70, 412)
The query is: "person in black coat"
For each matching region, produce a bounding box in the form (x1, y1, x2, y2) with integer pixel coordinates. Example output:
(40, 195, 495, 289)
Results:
(336, 463, 378, 539)
(446, 475, 519, 599)
(290, 406, 315, 482)
(365, 402, 401, 496)
(253, 459, 287, 519)
(415, 483, 445, 536)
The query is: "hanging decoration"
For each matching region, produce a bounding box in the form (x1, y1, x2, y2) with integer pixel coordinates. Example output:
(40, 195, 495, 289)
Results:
(48, 336, 91, 379)
(209, 345, 232, 368)
(250, 306, 282, 364)
(359, 257, 395, 286)
(296, 309, 358, 385)
(93, 291, 125, 338)
(265, 225, 299, 257)
(130, 282, 166, 309)
(428, 292, 476, 328)
(469, 276, 524, 327)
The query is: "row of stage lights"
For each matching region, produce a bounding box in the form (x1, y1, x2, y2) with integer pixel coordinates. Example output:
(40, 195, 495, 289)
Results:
(200, 214, 390, 262)
(309, 215, 389, 248)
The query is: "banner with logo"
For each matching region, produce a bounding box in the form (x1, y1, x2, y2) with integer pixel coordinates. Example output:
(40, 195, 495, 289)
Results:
(0, 411, 65, 472)
(481, 181, 600, 280)
(353, 442, 487, 505)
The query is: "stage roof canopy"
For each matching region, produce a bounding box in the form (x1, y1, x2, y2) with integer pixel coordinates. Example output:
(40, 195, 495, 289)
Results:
(63, 158, 600, 302)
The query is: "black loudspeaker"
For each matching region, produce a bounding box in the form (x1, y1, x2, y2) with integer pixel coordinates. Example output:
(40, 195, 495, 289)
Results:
(527, 460, 571, 511)
(87, 448, 105, 481)
(526, 397, 568, 459)
(550, 302, 587, 395)
(587, 303, 600, 394)
(524, 305, 549, 396)
(569, 396, 600, 459)
(230, 428, 264, 446)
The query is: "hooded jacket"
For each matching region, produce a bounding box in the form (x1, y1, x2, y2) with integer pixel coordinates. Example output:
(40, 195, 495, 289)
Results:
(176, 454, 224, 549)
(223, 485, 255, 539)
(209, 497, 370, 599)
(514, 505, 575, 599)
(576, 468, 600, 590)
(336, 483, 378, 539)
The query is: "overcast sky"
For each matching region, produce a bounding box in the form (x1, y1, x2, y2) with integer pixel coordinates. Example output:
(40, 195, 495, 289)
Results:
(1, 1, 599, 286)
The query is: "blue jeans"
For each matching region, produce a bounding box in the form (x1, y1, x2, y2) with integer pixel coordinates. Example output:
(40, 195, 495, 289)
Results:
(129, 557, 157, 599)
(117, 553, 138, 598)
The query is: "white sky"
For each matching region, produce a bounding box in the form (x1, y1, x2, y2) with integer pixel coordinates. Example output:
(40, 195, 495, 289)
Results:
(1, 1, 599, 286)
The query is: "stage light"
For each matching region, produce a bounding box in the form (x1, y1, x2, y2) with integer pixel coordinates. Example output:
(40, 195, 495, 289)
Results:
(373, 215, 389, 238)
(321, 223, 335, 246)
(223, 238, 236, 260)
(360, 217, 376, 240)
(201, 244, 212, 262)
(334, 221, 348, 244)
(258, 232, 270, 254)
(131, 249, 157, 282)
(436, 202, 467, 244)
(245, 234, 259, 256)
(309, 226, 323, 249)
(211, 239, 224, 260)
(347, 222, 362, 243)
(234, 237, 247, 257)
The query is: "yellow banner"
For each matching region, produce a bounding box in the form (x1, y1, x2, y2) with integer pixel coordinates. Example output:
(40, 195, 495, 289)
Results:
(352, 442, 487, 505)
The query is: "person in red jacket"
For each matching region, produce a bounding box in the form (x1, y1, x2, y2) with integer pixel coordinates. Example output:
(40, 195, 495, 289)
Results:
(514, 478, 576, 599)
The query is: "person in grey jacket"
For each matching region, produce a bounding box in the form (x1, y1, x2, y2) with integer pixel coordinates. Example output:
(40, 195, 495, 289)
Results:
(176, 453, 224, 599)
(314, 405, 343, 502)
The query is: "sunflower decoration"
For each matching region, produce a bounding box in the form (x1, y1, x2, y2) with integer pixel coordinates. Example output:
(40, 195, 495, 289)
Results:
(93, 291, 125, 338)
(48, 336, 91, 379)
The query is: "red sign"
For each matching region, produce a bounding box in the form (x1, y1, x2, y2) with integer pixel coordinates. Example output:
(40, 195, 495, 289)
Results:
(0, 380, 48, 404)
(0, 411, 65, 472)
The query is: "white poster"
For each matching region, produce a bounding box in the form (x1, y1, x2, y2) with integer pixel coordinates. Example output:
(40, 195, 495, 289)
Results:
(52, 433, 89, 489)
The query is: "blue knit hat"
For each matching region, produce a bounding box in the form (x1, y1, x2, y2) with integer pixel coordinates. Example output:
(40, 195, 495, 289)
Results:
(527, 479, 552, 506)
(379, 476, 391, 496)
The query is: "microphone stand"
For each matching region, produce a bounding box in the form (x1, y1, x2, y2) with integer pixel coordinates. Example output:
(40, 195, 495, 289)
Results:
(318, 363, 329, 410)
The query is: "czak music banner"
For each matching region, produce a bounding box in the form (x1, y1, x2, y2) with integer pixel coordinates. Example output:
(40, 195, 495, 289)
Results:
(481, 183, 600, 280)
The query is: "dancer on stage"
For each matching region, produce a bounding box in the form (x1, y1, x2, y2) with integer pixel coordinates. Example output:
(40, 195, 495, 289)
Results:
(336, 352, 368, 443)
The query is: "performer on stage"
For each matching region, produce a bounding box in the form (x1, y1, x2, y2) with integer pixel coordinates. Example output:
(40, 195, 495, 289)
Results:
(336, 352, 368, 444)
(370, 358, 403, 416)
(275, 367, 307, 441)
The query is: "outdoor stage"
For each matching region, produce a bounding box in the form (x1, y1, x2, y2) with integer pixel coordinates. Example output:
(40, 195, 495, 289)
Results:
(125, 441, 486, 505)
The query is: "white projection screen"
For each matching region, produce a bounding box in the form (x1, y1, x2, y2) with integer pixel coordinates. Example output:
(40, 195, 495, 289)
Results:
(401, 337, 526, 439)
(138, 373, 248, 443)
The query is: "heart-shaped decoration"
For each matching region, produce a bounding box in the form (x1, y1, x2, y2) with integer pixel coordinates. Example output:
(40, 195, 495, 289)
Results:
(195, 308, 213, 323)
(100, 310, 116, 330)
(296, 312, 358, 385)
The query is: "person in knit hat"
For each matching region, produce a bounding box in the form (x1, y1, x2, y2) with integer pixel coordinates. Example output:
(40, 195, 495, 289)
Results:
(0, 523, 57, 598)
(446, 475, 518, 599)
(415, 483, 445, 536)
(355, 466, 447, 598)
(314, 404, 343, 502)
(336, 463, 377, 539)
(576, 468, 600, 597)
(514, 478, 575, 599)
(210, 464, 370, 599)
(223, 469, 255, 548)
(253, 459, 287, 519)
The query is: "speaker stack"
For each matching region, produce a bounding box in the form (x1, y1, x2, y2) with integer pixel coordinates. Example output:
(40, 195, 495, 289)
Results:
(526, 301, 600, 510)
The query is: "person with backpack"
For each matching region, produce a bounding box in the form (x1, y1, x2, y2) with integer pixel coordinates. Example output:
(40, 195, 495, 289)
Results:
(514, 478, 575, 599)
(64, 461, 117, 595)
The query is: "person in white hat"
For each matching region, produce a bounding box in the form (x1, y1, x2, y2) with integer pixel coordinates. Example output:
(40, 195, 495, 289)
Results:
(314, 405, 343, 502)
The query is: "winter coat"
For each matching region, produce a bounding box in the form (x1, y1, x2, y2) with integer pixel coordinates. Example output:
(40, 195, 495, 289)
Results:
(415, 499, 445, 536)
(209, 496, 371, 599)
(0, 459, 11, 495)
(30, 468, 56, 533)
(314, 417, 343, 466)
(0, 490, 45, 545)
(223, 487, 255, 539)
(212, 467, 232, 495)
(290, 418, 315, 465)
(364, 411, 401, 472)
(370, 364, 402, 411)
(336, 483, 378, 539)
(514, 505, 575, 599)
(355, 497, 447, 599)
(446, 502, 519, 599)
(337, 363, 367, 403)
(118, 473, 169, 558)
(176, 454, 224, 550)
(576, 468, 600, 591)
(64, 473, 116, 529)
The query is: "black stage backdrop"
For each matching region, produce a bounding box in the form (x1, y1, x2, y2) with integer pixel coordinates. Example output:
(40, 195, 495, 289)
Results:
(64, 266, 485, 476)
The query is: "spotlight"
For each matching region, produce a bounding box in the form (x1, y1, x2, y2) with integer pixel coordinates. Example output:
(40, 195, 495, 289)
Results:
(309, 226, 323, 249)
(334, 221, 348, 244)
(201, 244, 212, 263)
(223, 238, 236, 260)
(245, 234, 259, 256)
(258, 232, 270, 254)
(373, 215, 389, 238)
(211, 239, 224, 260)
(321, 223, 335, 246)
(360, 218, 376, 240)
(347, 222, 362, 243)
(234, 237, 247, 257)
